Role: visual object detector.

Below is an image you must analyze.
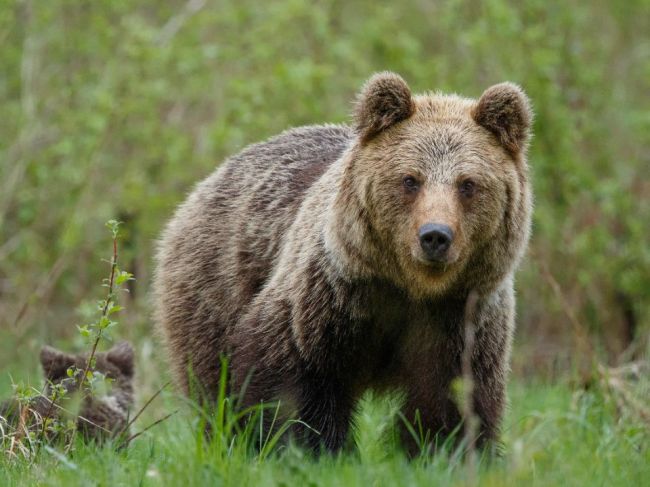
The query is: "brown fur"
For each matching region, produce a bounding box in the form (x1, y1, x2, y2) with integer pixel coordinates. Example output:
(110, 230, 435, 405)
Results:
(0, 342, 135, 443)
(154, 72, 533, 453)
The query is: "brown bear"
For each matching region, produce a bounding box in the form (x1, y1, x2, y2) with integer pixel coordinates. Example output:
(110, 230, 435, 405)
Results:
(153, 72, 533, 453)
(0, 342, 135, 443)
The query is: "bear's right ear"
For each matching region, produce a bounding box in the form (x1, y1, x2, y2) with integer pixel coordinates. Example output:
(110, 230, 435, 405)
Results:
(473, 82, 533, 155)
(106, 341, 135, 377)
(354, 72, 415, 144)
(40, 345, 76, 380)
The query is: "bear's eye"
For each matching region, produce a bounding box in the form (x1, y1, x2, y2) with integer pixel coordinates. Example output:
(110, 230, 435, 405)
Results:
(459, 179, 477, 198)
(403, 176, 419, 192)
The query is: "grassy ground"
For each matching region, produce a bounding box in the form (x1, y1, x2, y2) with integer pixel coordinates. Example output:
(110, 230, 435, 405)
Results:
(1, 379, 648, 486)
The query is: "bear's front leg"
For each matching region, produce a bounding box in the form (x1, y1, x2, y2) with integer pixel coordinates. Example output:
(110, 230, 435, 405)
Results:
(230, 353, 354, 452)
(398, 353, 463, 457)
(468, 287, 514, 450)
(228, 284, 359, 454)
(470, 325, 511, 449)
(292, 364, 355, 452)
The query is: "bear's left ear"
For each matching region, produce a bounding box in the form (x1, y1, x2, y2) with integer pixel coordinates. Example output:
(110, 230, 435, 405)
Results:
(473, 82, 533, 155)
(40, 346, 76, 380)
(354, 72, 415, 144)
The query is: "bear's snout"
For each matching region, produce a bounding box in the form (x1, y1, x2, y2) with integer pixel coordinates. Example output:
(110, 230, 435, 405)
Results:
(418, 223, 453, 262)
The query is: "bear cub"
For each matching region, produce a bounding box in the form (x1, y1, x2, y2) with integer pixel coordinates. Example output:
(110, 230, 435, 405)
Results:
(0, 342, 135, 443)
(154, 72, 533, 453)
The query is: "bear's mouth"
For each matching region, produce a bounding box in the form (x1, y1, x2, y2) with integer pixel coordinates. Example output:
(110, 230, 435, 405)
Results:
(420, 259, 452, 274)
(412, 250, 459, 271)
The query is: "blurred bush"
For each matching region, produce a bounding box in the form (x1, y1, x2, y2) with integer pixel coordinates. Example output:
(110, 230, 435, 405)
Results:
(0, 0, 648, 376)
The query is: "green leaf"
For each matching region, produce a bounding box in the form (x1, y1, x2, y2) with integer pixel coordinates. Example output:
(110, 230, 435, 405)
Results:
(105, 219, 122, 238)
(116, 270, 134, 285)
(107, 303, 123, 315)
(77, 324, 91, 337)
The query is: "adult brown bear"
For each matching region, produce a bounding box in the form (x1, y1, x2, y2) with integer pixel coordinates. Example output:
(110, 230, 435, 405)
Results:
(154, 72, 533, 452)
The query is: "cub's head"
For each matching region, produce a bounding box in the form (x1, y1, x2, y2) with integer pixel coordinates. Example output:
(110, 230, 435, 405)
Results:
(340, 72, 533, 298)
(40, 342, 135, 438)
(40, 341, 135, 390)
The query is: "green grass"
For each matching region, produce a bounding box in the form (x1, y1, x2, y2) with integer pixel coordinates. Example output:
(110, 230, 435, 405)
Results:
(2, 381, 647, 486)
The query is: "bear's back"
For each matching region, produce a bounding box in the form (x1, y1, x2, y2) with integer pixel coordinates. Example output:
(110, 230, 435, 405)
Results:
(205, 124, 353, 298)
(154, 124, 353, 391)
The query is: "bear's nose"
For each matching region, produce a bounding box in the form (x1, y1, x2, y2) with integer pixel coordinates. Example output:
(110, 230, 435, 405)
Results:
(418, 223, 454, 261)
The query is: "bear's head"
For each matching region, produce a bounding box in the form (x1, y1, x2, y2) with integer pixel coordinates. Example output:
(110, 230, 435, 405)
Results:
(332, 72, 533, 298)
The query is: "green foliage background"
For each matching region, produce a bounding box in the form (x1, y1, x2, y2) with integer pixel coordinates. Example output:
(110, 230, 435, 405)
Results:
(1, 0, 649, 374)
(0, 1, 649, 485)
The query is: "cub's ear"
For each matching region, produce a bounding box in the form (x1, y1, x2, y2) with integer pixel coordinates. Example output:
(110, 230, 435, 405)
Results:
(40, 345, 76, 380)
(354, 72, 415, 144)
(473, 82, 533, 154)
(106, 341, 134, 377)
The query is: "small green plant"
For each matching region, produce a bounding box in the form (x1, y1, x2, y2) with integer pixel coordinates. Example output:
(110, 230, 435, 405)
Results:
(74, 220, 132, 390)
(59, 220, 133, 451)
